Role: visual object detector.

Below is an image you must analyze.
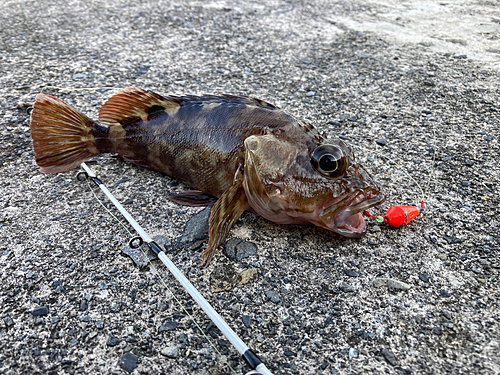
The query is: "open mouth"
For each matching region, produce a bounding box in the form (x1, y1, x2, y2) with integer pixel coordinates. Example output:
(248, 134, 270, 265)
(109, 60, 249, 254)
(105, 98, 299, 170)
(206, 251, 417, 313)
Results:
(320, 191, 386, 238)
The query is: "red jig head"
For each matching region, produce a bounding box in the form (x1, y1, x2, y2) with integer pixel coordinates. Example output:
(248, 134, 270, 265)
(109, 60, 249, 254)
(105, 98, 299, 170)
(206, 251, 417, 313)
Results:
(364, 200, 424, 228)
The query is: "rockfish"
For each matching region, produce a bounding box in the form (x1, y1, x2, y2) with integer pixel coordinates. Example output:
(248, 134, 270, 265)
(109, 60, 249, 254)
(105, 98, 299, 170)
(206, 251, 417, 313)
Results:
(29, 87, 385, 265)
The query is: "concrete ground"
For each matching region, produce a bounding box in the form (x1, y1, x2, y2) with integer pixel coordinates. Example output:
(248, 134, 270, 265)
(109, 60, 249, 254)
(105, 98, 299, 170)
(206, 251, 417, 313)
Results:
(0, 1, 499, 374)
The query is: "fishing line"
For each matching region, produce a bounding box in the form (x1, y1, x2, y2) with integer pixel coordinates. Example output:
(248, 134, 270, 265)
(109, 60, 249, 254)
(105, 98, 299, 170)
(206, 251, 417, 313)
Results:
(81, 174, 239, 375)
(343, 128, 437, 227)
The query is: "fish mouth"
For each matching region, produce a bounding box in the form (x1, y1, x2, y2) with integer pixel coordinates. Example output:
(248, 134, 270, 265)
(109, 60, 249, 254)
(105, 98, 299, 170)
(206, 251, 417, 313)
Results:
(320, 190, 386, 238)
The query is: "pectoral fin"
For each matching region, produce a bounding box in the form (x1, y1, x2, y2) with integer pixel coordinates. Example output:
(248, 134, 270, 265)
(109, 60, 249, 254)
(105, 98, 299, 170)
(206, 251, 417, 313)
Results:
(200, 169, 249, 266)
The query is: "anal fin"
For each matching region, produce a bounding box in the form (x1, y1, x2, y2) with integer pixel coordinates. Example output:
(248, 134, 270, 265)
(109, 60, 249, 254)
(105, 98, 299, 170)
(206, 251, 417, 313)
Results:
(168, 191, 218, 207)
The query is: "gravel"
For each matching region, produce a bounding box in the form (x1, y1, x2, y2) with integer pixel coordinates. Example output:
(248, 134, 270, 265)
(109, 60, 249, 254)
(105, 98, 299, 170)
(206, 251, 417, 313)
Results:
(1, 1, 499, 375)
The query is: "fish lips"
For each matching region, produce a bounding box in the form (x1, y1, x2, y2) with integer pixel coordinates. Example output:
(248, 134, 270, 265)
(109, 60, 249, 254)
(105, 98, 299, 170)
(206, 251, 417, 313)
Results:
(320, 192, 386, 238)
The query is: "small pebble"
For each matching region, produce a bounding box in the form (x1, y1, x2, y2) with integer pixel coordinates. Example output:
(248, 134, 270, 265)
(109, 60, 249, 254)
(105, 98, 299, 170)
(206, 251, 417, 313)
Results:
(238, 268, 259, 285)
(119, 352, 138, 373)
(265, 290, 280, 303)
(159, 321, 178, 332)
(440, 289, 451, 298)
(72, 73, 86, 79)
(242, 315, 251, 327)
(372, 277, 411, 291)
(345, 270, 360, 277)
(107, 334, 121, 347)
(381, 349, 397, 366)
(339, 283, 355, 293)
(32, 306, 49, 316)
(419, 273, 430, 283)
(349, 347, 359, 360)
(375, 138, 387, 146)
(161, 345, 178, 358)
(441, 311, 452, 320)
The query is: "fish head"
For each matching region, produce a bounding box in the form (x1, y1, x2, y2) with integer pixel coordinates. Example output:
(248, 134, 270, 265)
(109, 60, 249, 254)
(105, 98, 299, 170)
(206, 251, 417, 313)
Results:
(243, 133, 385, 238)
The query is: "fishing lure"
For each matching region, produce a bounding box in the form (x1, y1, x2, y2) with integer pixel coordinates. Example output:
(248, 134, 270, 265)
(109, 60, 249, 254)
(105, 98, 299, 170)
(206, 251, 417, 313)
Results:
(363, 200, 424, 228)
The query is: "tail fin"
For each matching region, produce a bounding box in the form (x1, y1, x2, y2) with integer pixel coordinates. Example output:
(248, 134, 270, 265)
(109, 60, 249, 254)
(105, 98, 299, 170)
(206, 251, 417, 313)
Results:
(30, 94, 100, 174)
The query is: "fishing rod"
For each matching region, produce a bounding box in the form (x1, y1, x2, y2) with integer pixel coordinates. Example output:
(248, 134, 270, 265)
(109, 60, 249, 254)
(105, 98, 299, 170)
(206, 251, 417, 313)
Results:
(77, 162, 273, 375)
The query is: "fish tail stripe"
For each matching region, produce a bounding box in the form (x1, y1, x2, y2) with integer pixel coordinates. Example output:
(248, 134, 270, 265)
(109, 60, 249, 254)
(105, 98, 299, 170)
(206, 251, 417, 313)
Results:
(30, 94, 101, 174)
(98, 86, 180, 126)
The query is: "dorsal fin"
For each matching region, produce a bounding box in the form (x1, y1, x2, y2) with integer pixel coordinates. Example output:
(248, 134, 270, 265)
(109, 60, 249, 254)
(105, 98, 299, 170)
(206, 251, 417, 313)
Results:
(98, 86, 180, 126)
(218, 94, 280, 110)
(298, 120, 326, 143)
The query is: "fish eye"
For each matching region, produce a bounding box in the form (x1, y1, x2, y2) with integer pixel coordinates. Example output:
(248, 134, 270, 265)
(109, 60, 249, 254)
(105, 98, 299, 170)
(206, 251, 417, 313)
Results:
(310, 145, 348, 178)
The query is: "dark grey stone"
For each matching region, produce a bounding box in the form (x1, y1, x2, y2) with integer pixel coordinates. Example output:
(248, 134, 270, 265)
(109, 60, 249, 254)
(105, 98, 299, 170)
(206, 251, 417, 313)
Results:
(106, 334, 121, 347)
(176, 207, 211, 249)
(32, 306, 49, 316)
(223, 238, 258, 261)
(119, 352, 138, 373)
(242, 315, 251, 327)
(4, 316, 14, 327)
(375, 138, 387, 146)
(159, 321, 178, 332)
(339, 283, 355, 293)
(223, 238, 241, 261)
(419, 273, 430, 282)
(440, 289, 451, 298)
(235, 241, 258, 261)
(345, 270, 360, 277)
(79, 299, 88, 311)
(381, 349, 397, 366)
(265, 290, 280, 303)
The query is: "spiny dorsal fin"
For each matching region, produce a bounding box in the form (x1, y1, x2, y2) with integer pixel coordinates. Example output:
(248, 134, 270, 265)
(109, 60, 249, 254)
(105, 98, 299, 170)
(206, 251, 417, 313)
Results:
(98, 86, 180, 126)
(298, 120, 326, 142)
(218, 94, 280, 110)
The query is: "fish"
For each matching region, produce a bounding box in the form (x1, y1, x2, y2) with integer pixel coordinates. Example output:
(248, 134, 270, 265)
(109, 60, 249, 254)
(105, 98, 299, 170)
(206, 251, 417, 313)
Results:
(29, 87, 385, 265)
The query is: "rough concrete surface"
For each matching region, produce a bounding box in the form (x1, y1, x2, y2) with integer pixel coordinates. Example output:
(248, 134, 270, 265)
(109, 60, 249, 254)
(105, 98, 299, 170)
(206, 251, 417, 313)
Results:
(1, 1, 499, 374)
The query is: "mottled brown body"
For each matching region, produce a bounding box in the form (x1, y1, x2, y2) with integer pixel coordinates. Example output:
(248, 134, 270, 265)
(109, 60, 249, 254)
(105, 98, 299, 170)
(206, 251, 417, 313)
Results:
(30, 87, 385, 265)
(99, 93, 310, 198)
